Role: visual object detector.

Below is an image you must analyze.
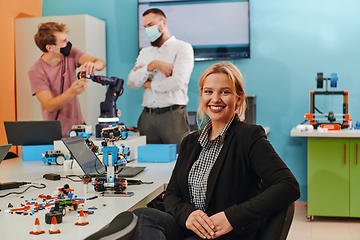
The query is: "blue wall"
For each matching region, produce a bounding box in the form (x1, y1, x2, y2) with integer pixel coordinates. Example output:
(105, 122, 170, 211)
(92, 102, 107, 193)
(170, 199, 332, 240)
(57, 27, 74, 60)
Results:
(42, 0, 360, 201)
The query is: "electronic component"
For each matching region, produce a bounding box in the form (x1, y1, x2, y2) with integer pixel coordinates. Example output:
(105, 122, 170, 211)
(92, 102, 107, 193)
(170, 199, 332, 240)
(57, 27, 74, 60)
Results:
(43, 173, 61, 181)
(0, 181, 27, 190)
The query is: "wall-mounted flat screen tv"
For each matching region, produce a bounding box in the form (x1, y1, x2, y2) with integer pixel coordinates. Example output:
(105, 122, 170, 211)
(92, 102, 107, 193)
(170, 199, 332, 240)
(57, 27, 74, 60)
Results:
(138, 0, 250, 61)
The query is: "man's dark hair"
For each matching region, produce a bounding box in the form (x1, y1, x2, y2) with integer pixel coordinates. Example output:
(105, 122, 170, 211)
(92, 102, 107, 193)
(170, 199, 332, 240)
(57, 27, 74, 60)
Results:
(143, 8, 166, 18)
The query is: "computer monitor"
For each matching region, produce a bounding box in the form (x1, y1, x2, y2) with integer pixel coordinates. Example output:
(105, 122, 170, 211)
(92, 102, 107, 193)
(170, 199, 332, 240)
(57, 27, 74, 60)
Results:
(245, 95, 256, 124)
(4, 121, 62, 145)
(188, 112, 197, 132)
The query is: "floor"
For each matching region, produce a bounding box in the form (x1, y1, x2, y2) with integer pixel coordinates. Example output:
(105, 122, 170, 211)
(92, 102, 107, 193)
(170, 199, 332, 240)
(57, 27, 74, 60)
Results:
(287, 202, 360, 240)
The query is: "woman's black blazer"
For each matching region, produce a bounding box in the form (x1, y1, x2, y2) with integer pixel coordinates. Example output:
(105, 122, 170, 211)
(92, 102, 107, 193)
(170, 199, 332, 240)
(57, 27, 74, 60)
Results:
(164, 118, 300, 238)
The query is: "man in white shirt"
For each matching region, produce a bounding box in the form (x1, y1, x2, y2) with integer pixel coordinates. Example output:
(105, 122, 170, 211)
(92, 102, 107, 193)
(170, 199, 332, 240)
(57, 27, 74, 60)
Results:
(127, 8, 194, 152)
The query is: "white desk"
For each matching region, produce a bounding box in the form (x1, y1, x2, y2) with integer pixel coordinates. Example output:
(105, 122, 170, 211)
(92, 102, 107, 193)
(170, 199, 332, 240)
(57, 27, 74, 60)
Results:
(290, 127, 360, 138)
(0, 158, 175, 239)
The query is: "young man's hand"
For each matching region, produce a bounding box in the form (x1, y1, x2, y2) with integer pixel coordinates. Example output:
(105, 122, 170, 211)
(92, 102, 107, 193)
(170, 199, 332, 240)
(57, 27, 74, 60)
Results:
(78, 53, 106, 75)
(70, 78, 89, 95)
(35, 78, 89, 113)
(81, 62, 97, 75)
(148, 60, 173, 77)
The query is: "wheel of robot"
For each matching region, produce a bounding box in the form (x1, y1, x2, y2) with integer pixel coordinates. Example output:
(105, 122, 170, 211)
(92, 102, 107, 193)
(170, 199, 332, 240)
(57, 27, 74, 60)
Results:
(56, 156, 65, 165)
(330, 73, 338, 88)
(69, 130, 77, 137)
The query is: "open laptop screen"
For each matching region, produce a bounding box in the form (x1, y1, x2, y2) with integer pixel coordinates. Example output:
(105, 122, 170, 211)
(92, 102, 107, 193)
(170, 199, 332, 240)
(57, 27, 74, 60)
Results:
(0, 144, 12, 164)
(62, 135, 105, 176)
(4, 121, 62, 145)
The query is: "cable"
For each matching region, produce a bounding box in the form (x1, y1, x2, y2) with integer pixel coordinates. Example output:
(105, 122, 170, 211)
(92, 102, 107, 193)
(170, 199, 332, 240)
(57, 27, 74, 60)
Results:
(0, 182, 46, 198)
(314, 107, 324, 114)
(63, 175, 84, 182)
(115, 167, 125, 174)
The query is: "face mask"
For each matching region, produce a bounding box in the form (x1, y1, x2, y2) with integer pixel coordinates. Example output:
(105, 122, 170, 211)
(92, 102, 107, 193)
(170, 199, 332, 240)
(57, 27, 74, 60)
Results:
(145, 22, 163, 42)
(60, 41, 72, 57)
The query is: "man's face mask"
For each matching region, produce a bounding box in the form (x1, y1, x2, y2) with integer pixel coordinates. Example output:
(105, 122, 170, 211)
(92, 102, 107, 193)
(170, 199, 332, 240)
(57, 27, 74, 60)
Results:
(60, 41, 72, 57)
(145, 21, 163, 42)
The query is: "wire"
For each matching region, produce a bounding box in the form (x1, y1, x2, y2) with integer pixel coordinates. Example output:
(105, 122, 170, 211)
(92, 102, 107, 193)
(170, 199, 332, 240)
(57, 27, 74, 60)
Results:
(314, 107, 324, 114)
(63, 175, 84, 182)
(0, 183, 46, 198)
(115, 167, 125, 174)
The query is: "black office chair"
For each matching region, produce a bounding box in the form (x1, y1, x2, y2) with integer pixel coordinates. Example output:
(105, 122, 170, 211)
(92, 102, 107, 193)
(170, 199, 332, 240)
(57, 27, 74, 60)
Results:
(258, 180, 296, 240)
(258, 202, 295, 240)
(84, 211, 138, 240)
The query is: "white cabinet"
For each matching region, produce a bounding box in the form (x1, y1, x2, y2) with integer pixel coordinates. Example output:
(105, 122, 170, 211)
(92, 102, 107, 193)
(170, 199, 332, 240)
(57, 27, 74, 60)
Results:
(15, 14, 106, 130)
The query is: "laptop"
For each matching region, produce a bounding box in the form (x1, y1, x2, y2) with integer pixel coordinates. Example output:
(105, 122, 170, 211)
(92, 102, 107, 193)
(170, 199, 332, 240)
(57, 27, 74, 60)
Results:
(62, 135, 145, 177)
(0, 144, 12, 164)
(4, 121, 62, 145)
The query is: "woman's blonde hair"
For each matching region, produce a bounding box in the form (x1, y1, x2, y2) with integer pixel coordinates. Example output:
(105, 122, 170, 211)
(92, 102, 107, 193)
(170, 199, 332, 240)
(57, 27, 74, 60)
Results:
(197, 61, 246, 129)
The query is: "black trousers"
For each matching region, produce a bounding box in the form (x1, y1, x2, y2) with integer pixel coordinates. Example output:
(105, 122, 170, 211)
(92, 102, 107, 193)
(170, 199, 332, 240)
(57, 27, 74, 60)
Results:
(132, 208, 259, 240)
(132, 208, 200, 240)
(138, 106, 190, 153)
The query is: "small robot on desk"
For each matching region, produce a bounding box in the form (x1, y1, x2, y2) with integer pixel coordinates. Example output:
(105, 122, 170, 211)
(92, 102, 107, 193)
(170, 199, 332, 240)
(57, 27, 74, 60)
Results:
(42, 150, 69, 165)
(67, 125, 93, 138)
(93, 124, 131, 192)
(45, 184, 85, 224)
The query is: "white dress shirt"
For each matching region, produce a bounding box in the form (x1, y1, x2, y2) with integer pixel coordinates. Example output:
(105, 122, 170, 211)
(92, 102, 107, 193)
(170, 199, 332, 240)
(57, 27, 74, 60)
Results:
(127, 36, 194, 108)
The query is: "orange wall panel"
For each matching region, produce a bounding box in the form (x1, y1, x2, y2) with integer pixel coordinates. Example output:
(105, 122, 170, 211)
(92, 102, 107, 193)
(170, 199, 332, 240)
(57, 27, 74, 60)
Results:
(0, 0, 42, 150)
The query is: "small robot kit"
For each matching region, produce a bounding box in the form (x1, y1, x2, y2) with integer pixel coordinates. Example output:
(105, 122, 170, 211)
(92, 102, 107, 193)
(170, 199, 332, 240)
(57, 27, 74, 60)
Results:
(42, 150, 69, 165)
(93, 124, 130, 193)
(44, 184, 85, 224)
(68, 125, 92, 138)
(303, 72, 350, 131)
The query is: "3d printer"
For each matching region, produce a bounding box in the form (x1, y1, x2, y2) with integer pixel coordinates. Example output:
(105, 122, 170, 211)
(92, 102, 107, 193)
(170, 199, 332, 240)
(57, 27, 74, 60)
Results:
(304, 72, 350, 130)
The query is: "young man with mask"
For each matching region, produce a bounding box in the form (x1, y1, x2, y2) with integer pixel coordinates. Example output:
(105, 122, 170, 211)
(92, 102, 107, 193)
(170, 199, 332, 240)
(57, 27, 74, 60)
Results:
(28, 22, 106, 137)
(127, 8, 194, 152)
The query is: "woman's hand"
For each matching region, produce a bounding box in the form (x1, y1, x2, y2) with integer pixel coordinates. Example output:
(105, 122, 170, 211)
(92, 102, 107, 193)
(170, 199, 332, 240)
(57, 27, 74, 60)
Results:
(209, 212, 233, 238)
(185, 210, 215, 239)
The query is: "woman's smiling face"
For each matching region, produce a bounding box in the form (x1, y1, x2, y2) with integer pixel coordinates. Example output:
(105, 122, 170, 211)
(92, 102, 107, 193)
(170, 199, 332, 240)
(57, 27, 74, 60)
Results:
(201, 73, 240, 125)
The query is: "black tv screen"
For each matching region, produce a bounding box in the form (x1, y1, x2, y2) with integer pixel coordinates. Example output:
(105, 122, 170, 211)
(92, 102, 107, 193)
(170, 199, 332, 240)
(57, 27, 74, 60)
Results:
(138, 0, 250, 61)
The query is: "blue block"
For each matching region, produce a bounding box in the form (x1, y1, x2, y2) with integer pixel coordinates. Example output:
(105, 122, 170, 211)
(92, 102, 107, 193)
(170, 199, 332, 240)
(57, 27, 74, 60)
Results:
(22, 145, 53, 161)
(137, 144, 177, 163)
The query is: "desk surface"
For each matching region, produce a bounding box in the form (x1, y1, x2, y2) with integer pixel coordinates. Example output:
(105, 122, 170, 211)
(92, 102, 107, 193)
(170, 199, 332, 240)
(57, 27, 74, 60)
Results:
(0, 158, 175, 239)
(290, 127, 360, 138)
